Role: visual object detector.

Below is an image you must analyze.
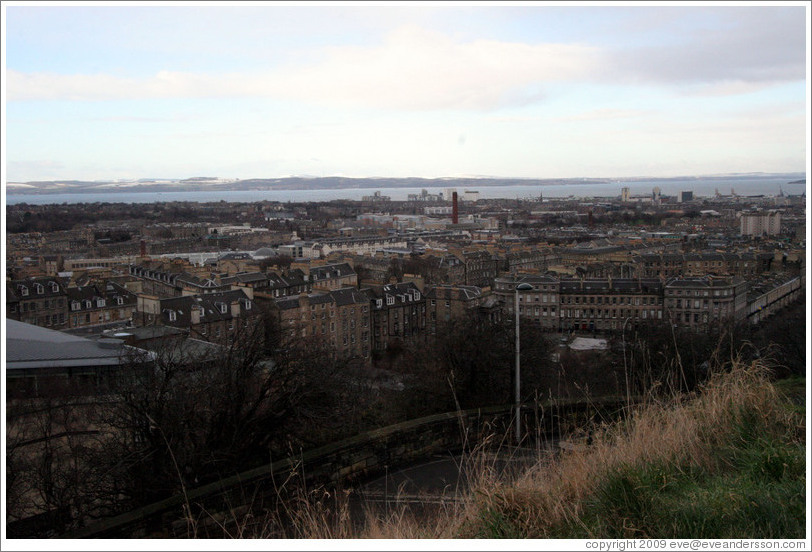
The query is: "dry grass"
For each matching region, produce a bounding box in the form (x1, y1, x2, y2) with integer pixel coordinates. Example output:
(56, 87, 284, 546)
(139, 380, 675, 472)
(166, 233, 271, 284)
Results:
(454, 360, 804, 538)
(197, 359, 803, 539)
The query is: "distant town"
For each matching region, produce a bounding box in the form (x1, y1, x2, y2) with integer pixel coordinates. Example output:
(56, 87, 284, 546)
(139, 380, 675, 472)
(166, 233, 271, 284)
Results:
(7, 182, 805, 353)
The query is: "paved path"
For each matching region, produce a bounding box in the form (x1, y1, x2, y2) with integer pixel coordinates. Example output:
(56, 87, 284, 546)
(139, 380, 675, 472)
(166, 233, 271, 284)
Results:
(351, 442, 559, 521)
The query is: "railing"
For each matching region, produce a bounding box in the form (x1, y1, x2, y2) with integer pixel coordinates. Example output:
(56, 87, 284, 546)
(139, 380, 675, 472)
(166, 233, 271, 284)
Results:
(60, 396, 630, 539)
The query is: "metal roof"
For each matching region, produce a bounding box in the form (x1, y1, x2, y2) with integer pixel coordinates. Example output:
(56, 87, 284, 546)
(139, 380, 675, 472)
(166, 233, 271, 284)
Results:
(6, 319, 154, 370)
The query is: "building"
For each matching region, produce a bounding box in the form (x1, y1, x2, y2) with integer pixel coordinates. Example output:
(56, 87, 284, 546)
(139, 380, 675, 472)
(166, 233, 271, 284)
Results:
(135, 289, 258, 345)
(6, 319, 153, 398)
(271, 287, 370, 360)
(740, 211, 782, 236)
(309, 262, 358, 290)
(66, 282, 138, 331)
(493, 274, 561, 331)
(663, 276, 748, 327)
(128, 264, 226, 297)
(747, 275, 804, 325)
(635, 251, 774, 278)
(7, 277, 69, 330)
(366, 282, 427, 353)
(678, 191, 694, 203)
(493, 274, 750, 333)
(424, 284, 485, 334)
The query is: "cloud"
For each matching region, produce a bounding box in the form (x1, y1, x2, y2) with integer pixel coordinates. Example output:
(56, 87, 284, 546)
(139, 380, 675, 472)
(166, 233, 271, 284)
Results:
(7, 26, 602, 110)
(555, 108, 652, 123)
(604, 8, 805, 87)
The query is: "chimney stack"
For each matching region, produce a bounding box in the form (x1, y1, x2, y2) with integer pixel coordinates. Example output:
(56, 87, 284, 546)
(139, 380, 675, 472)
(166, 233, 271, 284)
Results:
(140, 240, 147, 257)
(452, 192, 459, 225)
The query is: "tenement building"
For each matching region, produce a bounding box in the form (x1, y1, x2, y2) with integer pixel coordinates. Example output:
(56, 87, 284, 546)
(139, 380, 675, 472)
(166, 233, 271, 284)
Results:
(271, 287, 370, 360)
(366, 282, 427, 353)
(7, 277, 70, 330)
(494, 274, 750, 332)
(663, 276, 748, 327)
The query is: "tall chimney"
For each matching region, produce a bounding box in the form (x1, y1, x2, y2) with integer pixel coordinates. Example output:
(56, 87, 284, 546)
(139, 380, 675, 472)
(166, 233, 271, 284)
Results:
(140, 240, 147, 257)
(452, 192, 459, 225)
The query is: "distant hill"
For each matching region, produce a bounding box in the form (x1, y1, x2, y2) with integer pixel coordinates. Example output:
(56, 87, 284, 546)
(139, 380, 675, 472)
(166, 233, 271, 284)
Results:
(6, 173, 806, 195)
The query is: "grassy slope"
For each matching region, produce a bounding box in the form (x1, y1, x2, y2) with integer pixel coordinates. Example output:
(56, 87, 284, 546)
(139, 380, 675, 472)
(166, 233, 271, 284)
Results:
(457, 363, 806, 539)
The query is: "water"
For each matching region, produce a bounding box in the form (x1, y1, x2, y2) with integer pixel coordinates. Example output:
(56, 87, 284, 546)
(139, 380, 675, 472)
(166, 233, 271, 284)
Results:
(5, 176, 804, 205)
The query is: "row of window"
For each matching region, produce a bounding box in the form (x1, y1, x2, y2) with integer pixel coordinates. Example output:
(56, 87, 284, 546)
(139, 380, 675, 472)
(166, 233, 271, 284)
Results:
(561, 295, 659, 306)
(16, 282, 60, 296)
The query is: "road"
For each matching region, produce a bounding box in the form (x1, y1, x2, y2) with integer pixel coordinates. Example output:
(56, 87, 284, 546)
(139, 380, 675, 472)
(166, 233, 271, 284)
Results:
(349, 441, 559, 524)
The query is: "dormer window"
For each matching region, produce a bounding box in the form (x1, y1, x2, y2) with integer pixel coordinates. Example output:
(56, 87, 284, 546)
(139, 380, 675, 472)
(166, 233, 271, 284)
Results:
(71, 301, 81, 311)
(386, 296, 395, 306)
(414, 291, 421, 300)
(168, 310, 177, 322)
(96, 298, 106, 308)
(35, 283, 44, 294)
(376, 299, 383, 308)
(116, 296, 124, 305)
(84, 300, 92, 309)
(219, 303, 227, 314)
(244, 300, 252, 310)
(18, 285, 29, 297)
(50, 282, 59, 292)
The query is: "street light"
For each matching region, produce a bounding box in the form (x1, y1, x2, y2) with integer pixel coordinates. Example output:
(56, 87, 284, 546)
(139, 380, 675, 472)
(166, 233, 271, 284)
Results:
(514, 282, 534, 446)
(621, 316, 632, 405)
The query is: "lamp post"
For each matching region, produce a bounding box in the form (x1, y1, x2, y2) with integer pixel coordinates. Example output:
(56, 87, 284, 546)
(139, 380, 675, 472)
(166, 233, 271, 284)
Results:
(514, 282, 534, 446)
(621, 316, 632, 405)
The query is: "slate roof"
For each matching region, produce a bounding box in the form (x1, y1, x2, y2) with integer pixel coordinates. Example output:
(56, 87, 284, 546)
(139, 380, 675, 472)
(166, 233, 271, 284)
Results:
(159, 289, 253, 327)
(310, 263, 356, 281)
(559, 278, 664, 294)
(424, 285, 483, 301)
(8, 277, 68, 302)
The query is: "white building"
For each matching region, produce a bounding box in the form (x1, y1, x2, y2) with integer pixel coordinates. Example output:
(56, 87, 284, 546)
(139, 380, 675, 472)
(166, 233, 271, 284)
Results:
(740, 211, 782, 236)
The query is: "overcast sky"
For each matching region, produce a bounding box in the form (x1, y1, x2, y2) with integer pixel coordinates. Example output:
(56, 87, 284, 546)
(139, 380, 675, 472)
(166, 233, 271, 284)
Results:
(2, 2, 808, 182)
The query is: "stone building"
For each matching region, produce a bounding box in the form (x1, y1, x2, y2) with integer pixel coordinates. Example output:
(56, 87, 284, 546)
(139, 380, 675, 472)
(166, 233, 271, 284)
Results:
(66, 281, 138, 330)
(366, 282, 427, 354)
(271, 287, 370, 360)
(135, 289, 258, 345)
(7, 277, 69, 330)
(424, 284, 486, 334)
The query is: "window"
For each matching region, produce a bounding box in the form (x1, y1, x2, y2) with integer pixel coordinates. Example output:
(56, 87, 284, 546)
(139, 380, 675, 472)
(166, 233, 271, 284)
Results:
(245, 300, 252, 310)
(96, 298, 106, 308)
(117, 296, 124, 305)
(35, 284, 44, 294)
(19, 286, 28, 297)
(84, 300, 92, 309)
(50, 282, 59, 292)
(386, 296, 395, 306)
(168, 310, 177, 322)
(219, 303, 227, 314)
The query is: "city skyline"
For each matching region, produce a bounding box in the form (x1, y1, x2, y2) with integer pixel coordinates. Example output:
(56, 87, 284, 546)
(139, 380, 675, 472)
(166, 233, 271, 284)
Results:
(3, 2, 809, 183)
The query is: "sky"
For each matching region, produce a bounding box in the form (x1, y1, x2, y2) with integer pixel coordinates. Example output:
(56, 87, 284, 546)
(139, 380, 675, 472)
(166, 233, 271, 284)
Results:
(2, 1, 809, 183)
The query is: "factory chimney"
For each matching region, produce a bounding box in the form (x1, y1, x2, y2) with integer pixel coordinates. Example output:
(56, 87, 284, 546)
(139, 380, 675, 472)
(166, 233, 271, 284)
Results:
(452, 192, 459, 225)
